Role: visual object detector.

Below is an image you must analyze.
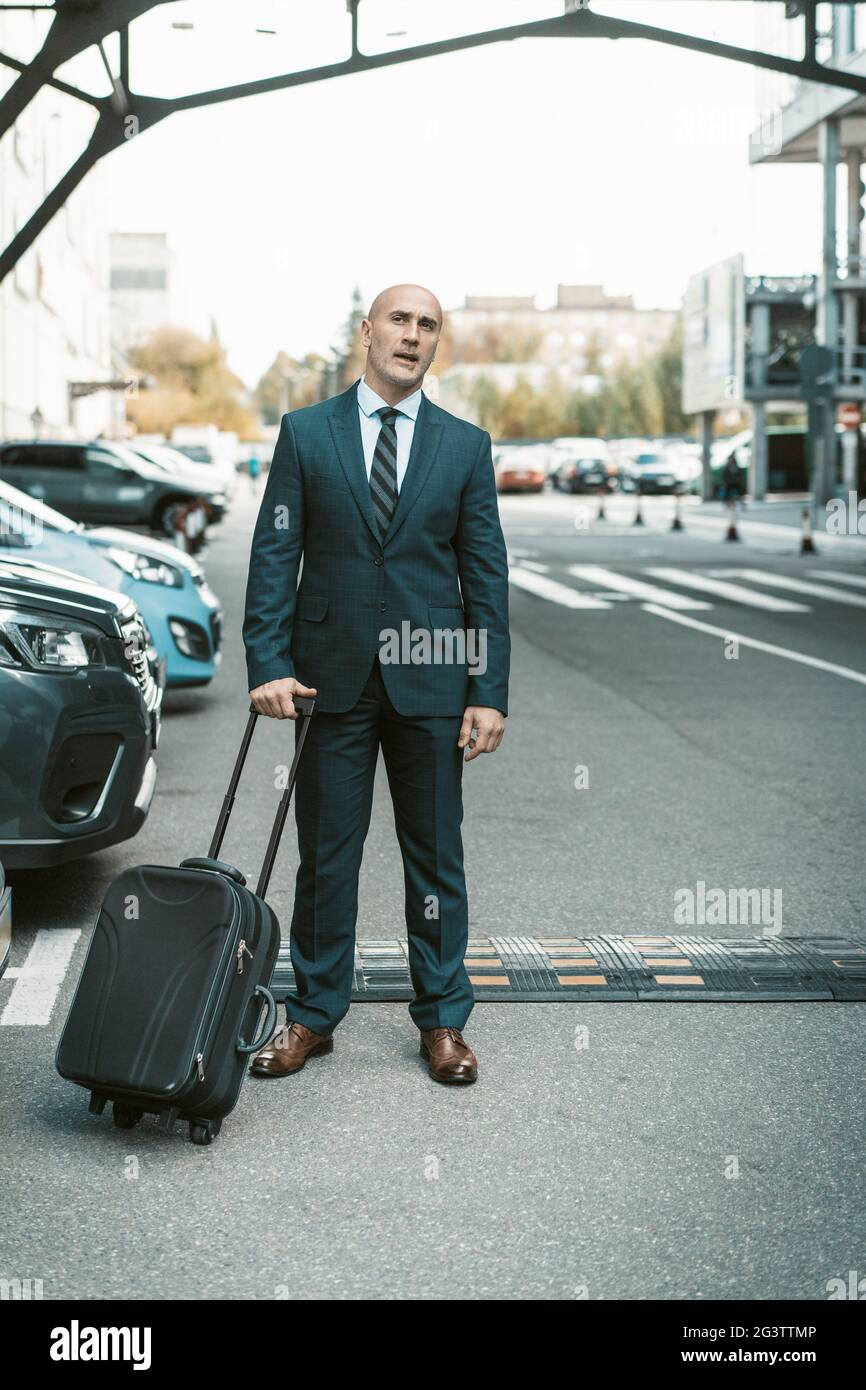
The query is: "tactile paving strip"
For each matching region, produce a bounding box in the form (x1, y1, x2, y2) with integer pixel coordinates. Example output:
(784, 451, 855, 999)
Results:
(270, 934, 866, 1002)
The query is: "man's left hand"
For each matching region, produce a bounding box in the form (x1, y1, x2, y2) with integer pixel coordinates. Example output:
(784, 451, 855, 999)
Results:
(458, 706, 506, 762)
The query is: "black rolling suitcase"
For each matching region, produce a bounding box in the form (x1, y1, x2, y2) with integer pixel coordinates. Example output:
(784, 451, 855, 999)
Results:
(55, 696, 315, 1146)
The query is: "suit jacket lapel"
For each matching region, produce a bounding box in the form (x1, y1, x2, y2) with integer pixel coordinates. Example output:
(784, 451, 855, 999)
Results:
(326, 380, 443, 549)
(327, 382, 381, 546)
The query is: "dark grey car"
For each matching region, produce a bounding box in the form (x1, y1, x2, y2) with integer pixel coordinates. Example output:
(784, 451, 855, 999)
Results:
(0, 440, 226, 534)
(0, 557, 163, 868)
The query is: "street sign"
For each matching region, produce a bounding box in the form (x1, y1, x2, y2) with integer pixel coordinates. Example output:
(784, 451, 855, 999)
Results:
(837, 402, 862, 429)
(682, 254, 745, 414)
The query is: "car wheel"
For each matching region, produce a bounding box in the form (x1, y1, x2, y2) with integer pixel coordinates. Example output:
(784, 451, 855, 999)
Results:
(154, 498, 186, 536)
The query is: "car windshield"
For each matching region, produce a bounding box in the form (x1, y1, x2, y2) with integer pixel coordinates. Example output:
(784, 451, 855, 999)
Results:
(88, 440, 150, 472)
(176, 446, 213, 464)
(135, 444, 200, 472)
(0, 479, 81, 534)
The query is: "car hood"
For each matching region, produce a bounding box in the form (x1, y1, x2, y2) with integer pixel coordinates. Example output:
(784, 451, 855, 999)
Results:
(130, 454, 223, 495)
(0, 557, 136, 636)
(83, 526, 201, 576)
(637, 462, 676, 477)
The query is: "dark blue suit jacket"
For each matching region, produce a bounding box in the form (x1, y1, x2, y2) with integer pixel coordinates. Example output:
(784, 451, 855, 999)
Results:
(242, 378, 510, 716)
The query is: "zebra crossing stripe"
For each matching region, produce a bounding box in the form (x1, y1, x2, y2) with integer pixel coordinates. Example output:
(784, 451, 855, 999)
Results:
(811, 571, 866, 590)
(645, 568, 809, 612)
(725, 570, 866, 609)
(508, 567, 613, 608)
(567, 565, 711, 611)
(641, 605, 866, 685)
(1, 929, 81, 1026)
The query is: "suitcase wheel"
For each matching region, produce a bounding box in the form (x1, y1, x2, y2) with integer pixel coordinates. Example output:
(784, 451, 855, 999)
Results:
(189, 1118, 221, 1146)
(112, 1102, 143, 1129)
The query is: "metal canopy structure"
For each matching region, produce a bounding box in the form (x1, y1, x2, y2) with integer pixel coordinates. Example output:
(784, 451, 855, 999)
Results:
(0, 0, 864, 283)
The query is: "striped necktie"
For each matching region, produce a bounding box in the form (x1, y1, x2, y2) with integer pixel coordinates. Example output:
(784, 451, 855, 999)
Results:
(369, 406, 400, 537)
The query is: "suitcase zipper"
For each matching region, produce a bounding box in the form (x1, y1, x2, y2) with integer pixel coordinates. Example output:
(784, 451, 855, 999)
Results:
(236, 939, 253, 974)
(190, 882, 264, 1089)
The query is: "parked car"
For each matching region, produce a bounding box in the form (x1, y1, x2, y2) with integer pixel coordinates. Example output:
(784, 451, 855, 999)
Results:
(0, 480, 222, 688)
(171, 425, 239, 501)
(550, 439, 614, 493)
(629, 449, 685, 495)
(0, 557, 162, 868)
(0, 439, 226, 535)
(611, 447, 678, 495)
(494, 449, 546, 493)
(129, 442, 230, 520)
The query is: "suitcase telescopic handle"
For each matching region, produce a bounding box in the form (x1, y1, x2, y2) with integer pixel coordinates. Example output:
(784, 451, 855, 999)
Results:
(207, 695, 317, 900)
(235, 985, 278, 1055)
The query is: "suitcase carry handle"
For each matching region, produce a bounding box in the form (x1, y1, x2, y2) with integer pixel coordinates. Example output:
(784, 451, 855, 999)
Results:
(207, 694, 317, 901)
(178, 857, 246, 885)
(235, 985, 278, 1055)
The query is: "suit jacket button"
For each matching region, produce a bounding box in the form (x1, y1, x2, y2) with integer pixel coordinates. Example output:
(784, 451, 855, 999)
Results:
(373, 557, 383, 566)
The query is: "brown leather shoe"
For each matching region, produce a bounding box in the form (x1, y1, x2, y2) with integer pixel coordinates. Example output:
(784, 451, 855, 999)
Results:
(249, 1020, 333, 1078)
(419, 1027, 477, 1084)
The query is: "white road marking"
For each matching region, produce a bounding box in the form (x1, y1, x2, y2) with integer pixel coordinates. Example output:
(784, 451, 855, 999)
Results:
(724, 569, 866, 609)
(680, 510, 866, 552)
(641, 605, 866, 686)
(1, 929, 81, 1026)
(568, 564, 712, 610)
(518, 560, 550, 573)
(811, 570, 866, 590)
(508, 566, 613, 608)
(645, 567, 810, 612)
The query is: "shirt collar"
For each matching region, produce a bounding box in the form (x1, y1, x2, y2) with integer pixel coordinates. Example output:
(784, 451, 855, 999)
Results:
(357, 373, 423, 422)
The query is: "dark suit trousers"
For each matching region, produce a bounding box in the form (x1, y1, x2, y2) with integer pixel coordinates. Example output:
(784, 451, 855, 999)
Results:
(284, 655, 474, 1034)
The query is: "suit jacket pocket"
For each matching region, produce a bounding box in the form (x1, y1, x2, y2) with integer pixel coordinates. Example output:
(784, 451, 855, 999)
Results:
(428, 605, 466, 626)
(306, 469, 343, 487)
(296, 594, 329, 622)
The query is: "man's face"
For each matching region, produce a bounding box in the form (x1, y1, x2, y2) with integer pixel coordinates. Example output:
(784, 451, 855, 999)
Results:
(361, 289, 441, 393)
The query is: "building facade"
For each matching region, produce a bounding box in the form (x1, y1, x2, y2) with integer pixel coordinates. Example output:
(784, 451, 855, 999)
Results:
(446, 285, 678, 375)
(0, 8, 113, 440)
(109, 232, 172, 358)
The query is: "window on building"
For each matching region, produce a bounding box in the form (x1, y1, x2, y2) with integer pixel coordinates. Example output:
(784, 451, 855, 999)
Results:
(110, 267, 167, 290)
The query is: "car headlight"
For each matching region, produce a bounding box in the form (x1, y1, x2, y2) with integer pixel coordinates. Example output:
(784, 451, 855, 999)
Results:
(105, 546, 184, 588)
(0, 609, 107, 669)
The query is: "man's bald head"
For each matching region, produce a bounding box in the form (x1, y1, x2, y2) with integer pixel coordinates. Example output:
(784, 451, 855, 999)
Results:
(360, 283, 443, 402)
(367, 283, 443, 329)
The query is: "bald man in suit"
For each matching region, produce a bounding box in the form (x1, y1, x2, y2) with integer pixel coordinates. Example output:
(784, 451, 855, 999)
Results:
(242, 284, 510, 1084)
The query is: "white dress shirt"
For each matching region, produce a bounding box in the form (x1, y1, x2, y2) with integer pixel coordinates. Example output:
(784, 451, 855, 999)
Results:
(357, 373, 423, 494)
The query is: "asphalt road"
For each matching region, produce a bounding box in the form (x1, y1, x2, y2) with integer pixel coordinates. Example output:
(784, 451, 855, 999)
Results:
(1, 482, 864, 1301)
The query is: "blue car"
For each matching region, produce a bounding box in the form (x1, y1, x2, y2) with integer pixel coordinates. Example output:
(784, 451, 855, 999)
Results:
(0, 480, 222, 688)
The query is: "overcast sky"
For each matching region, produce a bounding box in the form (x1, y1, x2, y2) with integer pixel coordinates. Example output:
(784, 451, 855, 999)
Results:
(65, 0, 819, 386)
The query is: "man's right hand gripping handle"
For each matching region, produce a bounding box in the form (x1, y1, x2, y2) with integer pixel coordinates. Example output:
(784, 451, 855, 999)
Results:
(249, 677, 318, 720)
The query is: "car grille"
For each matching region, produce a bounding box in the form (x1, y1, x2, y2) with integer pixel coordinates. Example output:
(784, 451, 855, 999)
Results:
(120, 614, 161, 712)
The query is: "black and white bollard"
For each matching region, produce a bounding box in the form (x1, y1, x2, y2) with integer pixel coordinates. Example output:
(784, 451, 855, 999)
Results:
(670, 494, 684, 532)
(725, 501, 740, 542)
(800, 506, 816, 555)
